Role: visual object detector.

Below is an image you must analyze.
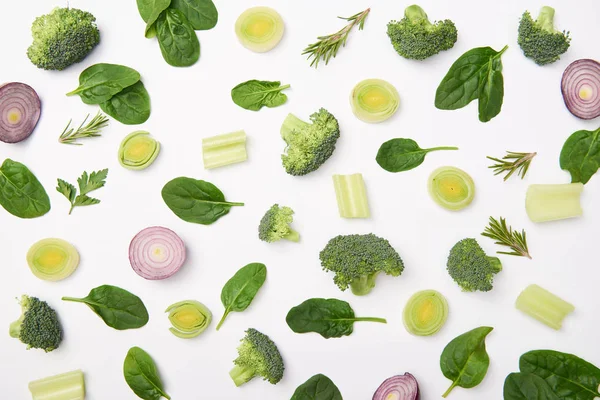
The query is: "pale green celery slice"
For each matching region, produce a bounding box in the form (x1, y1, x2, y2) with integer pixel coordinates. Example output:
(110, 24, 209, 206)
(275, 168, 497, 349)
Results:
(29, 369, 85, 400)
(516, 284, 574, 330)
(332, 173, 370, 218)
(525, 183, 583, 222)
(202, 130, 248, 169)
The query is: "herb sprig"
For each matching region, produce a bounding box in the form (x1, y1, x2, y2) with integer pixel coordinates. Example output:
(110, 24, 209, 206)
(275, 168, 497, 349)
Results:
(59, 112, 109, 145)
(487, 151, 536, 181)
(482, 216, 531, 259)
(56, 169, 108, 214)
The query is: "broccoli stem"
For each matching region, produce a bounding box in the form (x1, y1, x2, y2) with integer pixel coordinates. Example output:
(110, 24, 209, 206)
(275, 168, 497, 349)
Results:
(537, 6, 556, 33)
(404, 5, 431, 27)
(349, 273, 379, 296)
(487, 257, 503, 273)
(283, 229, 300, 242)
(280, 113, 309, 142)
(9, 317, 23, 338)
(229, 364, 256, 387)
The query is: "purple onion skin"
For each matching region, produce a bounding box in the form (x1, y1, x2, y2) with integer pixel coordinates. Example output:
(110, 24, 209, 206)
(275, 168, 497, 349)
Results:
(561, 59, 600, 120)
(372, 373, 419, 400)
(0, 82, 41, 143)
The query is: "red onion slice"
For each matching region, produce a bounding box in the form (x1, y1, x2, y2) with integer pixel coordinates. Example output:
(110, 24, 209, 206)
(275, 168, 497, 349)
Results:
(373, 373, 419, 400)
(0, 82, 41, 143)
(561, 59, 600, 120)
(129, 226, 186, 280)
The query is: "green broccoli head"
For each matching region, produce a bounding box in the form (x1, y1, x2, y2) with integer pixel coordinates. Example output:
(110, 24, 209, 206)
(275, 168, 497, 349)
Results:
(27, 7, 100, 71)
(387, 5, 458, 60)
(258, 204, 300, 243)
(319, 233, 404, 296)
(447, 238, 502, 292)
(518, 6, 571, 66)
(229, 328, 284, 387)
(281, 108, 340, 176)
(9, 295, 62, 352)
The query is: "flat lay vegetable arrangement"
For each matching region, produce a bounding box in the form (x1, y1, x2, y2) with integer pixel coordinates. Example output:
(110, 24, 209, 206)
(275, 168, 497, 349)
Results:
(2, 0, 600, 399)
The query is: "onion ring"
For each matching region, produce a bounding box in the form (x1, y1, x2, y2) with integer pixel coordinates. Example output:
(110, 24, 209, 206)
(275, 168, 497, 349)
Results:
(372, 373, 420, 400)
(0, 82, 41, 143)
(129, 226, 186, 280)
(561, 59, 600, 120)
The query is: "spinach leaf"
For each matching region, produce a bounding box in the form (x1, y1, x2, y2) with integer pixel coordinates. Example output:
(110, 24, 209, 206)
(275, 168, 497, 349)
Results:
(503, 372, 560, 400)
(435, 46, 508, 122)
(291, 374, 343, 400)
(440, 326, 493, 397)
(123, 346, 171, 400)
(0, 159, 50, 218)
(66, 63, 141, 105)
(170, 0, 218, 30)
(520, 350, 600, 399)
(216, 262, 266, 330)
(559, 127, 600, 184)
(62, 285, 149, 330)
(136, 0, 172, 36)
(161, 177, 244, 225)
(231, 80, 290, 111)
(376, 138, 458, 172)
(286, 298, 386, 338)
(156, 9, 200, 67)
(99, 81, 151, 125)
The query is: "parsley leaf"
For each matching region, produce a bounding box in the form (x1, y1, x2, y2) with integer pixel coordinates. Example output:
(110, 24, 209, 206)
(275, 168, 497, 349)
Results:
(57, 169, 108, 214)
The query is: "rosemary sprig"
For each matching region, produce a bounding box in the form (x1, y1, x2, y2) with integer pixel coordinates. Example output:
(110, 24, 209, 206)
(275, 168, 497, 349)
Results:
(482, 216, 531, 259)
(486, 151, 537, 181)
(59, 112, 109, 145)
(302, 7, 371, 68)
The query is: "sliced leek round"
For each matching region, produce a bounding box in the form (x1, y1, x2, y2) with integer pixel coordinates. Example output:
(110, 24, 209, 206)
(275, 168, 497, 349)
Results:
(165, 300, 212, 339)
(26, 238, 79, 281)
(350, 79, 400, 123)
(118, 130, 160, 170)
(235, 7, 284, 53)
(428, 166, 475, 211)
(403, 289, 448, 336)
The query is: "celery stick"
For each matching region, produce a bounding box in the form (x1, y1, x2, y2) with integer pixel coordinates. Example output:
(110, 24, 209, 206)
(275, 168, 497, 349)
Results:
(332, 173, 370, 218)
(516, 284, 574, 330)
(202, 130, 247, 169)
(525, 183, 583, 222)
(29, 369, 85, 400)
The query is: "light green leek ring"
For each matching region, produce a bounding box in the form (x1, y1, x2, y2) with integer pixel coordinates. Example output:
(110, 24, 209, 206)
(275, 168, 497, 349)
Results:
(403, 289, 449, 336)
(350, 79, 400, 123)
(26, 238, 80, 281)
(118, 130, 160, 170)
(235, 7, 284, 53)
(428, 166, 475, 211)
(165, 300, 212, 339)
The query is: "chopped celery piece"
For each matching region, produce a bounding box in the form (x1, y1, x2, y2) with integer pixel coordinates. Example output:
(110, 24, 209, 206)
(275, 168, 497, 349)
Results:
(26, 238, 79, 281)
(525, 183, 583, 222)
(29, 369, 85, 400)
(516, 284, 574, 330)
(202, 130, 247, 169)
(332, 173, 370, 218)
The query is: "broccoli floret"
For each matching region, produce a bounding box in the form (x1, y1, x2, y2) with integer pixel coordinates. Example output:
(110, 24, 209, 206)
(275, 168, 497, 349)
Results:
(27, 7, 100, 71)
(281, 108, 340, 176)
(258, 204, 300, 243)
(9, 295, 62, 352)
(518, 6, 571, 66)
(386, 5, 458, 60)
(319, 233, 404, 296)
(447, 238, 502, 292)
(229, 328, 284, 387)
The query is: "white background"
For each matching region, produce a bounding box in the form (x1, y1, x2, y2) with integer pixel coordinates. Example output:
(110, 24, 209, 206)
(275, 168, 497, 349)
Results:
(1, 0, 600, 399)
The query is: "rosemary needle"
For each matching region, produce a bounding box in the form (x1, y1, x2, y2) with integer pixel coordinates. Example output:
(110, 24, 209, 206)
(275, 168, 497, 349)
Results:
(482, 216, 531, 259)
(59, 111, 109, 145)
(486, 151, 537, 181)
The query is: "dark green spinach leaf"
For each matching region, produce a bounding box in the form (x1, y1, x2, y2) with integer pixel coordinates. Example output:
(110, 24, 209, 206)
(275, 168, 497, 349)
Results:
(231, 80, 290, 111)
(124, 346, 171, 400)
(156, 9, 200, 67)
(216, 263, 266, 330)
(99, 81, 151, 125)
(503, 372, 560, 400)
(0, 159, 50, 218)
(170, 0, 218, 30)
(291, 374, 343, 400)
(62, 285, 149, 330)
(136, 0, 172, 36)
(66, 63, 141, 105)
(161, 177, 243, 224)
(376, 138, 458, 172)
(559, 127, 600, 184)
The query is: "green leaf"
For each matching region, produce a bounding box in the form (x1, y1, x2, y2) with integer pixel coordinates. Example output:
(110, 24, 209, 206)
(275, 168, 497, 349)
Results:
(123, 346, 171, 400)
(77, 169, 108, 195)
(478, 53, 505, 122)
(56, 179, 76, 203)
(216, 263, 266, 330)
(170, 0, 218, 30)
(73, 194, 101, 208)
(156, 9, 200, 67)
(440, 326, 493, 397)
(99, 81, 151, 125)
(62, 285, 149, 330)
(66, 63, 141, 105)
(376, 138, 458, 172)
(231, 80, 290, 111)
(136, 0, 171, 36)
(559, 127, 600, 184)
(0, 158, 50, 219)
(161, 177, 244, 225)
(291, 374, 343, 400)
(503, 372, 560, 400)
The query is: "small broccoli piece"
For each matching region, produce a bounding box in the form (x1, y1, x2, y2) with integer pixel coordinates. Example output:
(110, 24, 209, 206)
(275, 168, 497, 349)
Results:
(9, 295, 62, 352)
(229, 328, 284, 387)
(258, 204, 300, 243)
(447, 238, 502, 292)
(281, 108, 340, 176)
(319, 233, 404, 296)
(27, 7, 100, 71)
(518, 6, 571, 66)
(386, 5, 458, 60)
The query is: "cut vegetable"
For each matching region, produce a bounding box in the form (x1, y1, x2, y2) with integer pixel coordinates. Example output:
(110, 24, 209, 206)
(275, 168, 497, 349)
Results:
(428, 166, 475, 211)
(525, 183, 583, 222)
(350, 79, 399, 123)
(372, 373, 419, 400)
(27, 238, 79, 282)
(0, 82, 41, 143)
(29, 369, 85, 400)
(165, 300, 212, 339)
(561, 59, 600, 120)
(118, 130, 160, 170)
(403, 289, 448, 336)
(332, 173, 370, 218)
(202, 130, 247, 169)
(516, 284, 574, 330)
(235, 7, 284, 53)
(129, 226, 186, 280)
